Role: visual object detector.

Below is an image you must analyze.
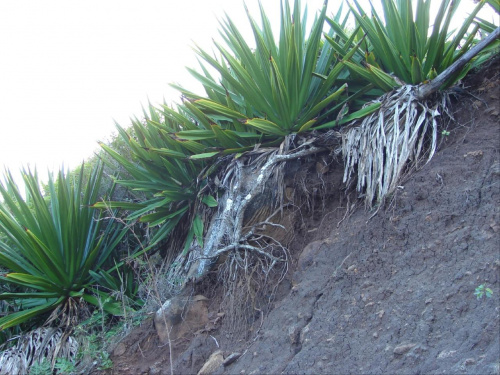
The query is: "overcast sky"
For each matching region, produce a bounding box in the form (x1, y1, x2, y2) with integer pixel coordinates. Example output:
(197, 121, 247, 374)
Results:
(0, 0, 495, 182)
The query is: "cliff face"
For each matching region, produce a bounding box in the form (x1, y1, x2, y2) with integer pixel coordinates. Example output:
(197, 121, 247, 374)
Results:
(104, 59, 500, 375)
(216, 100, 500, 374)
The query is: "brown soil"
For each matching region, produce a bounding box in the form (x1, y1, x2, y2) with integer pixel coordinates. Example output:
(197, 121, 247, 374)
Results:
(100, 59, 500, 375)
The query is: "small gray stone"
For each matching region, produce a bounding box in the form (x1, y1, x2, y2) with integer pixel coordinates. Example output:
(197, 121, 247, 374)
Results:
(437, 349, 457, 359)
(288, 325, 301, 345)
(223, 352, 241, 367)
(300, 323, 311, 344)
(113, 342, 126, 357)
(198, 350, 223, 375)
(464, 358, 476, 366)
(393, 343, 416, 355)
(149, 364, 161, 375)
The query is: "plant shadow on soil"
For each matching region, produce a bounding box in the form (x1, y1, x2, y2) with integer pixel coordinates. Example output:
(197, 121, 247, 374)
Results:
(96, 58, 500, 375)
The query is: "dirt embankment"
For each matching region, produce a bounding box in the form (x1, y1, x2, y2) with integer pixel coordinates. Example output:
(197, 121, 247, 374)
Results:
(105, 60, 500, 375)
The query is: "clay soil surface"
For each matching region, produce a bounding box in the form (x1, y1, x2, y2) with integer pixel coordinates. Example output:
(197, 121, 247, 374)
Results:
(100, 59, 500, 375)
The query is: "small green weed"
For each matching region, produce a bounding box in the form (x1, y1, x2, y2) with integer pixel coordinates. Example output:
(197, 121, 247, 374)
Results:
(29, 358, 51, 375)
(98, 351, 113, 370)
(441, 130, 450, 136)
(73, 309, 146, 373)
(74, 332, 108, 372)
(54, 358, 77, 374)
(474, 284, 493, 300)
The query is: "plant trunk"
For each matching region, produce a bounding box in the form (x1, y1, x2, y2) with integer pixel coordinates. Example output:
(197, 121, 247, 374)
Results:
(416, 27, 500, 100)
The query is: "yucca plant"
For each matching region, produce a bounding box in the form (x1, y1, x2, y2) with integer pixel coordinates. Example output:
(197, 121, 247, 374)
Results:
(172, 0, 379, 140)
(327, 0, 489, 90)
(94, 105, 218, 252)
(0, 164, 128, 331)
(326, 0, 498, 207)
(474, 0, 500, 66)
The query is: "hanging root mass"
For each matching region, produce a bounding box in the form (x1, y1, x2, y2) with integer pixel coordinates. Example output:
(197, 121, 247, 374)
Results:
(0, 328, 78, 375)
(340, 84, 451, 208)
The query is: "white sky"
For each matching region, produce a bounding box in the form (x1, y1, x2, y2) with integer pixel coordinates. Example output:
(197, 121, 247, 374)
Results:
(0, 0, 496, 182)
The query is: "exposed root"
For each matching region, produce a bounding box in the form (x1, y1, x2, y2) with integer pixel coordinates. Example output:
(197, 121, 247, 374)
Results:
(151, 140, 325, 347)
(183, 140, 325, 279)
(336, 194, 356, 228)
(199, 243, 284, 264)
(154, 138, 322, 344)
(217, 240, 288, 342)
(340, 85, 444, 208)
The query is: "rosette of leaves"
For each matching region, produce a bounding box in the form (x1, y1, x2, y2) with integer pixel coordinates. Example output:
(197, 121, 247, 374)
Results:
(171, 0, 379, 141)
(0, 165, 128, 331)
(95, 105, 218, 251)
(326, 0, 489, 90)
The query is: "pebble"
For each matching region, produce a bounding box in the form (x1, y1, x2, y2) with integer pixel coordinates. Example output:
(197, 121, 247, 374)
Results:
(223, 352, 241, 366)
(393, 343, 416, 355)
(113, 343, 126, 357)
(464, 358, 476, 366)
(437, 349, 457, 359)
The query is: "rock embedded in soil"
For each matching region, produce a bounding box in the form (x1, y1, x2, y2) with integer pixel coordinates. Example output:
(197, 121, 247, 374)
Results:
(437, 349, 457, 359)
(197, 350, 224, 375)
(288, 325, 301, 345)
(112, 342, 126, 357)
(154, 294, 209, 344)
(393, 343, 417, 355)
(222, 352, 241, 366)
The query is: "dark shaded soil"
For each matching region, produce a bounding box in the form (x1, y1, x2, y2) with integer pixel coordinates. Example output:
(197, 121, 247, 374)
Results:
(103, 60, 500, 375)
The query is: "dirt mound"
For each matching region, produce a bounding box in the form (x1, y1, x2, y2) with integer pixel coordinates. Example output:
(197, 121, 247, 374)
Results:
(102, 60, 500, 375)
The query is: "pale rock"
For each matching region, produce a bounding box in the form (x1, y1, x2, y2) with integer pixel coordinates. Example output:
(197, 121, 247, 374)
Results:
(197, 350, 224, 375)
(154, 294, 209, 344)
(393, 343, 417, 355)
